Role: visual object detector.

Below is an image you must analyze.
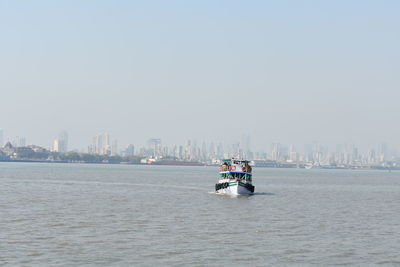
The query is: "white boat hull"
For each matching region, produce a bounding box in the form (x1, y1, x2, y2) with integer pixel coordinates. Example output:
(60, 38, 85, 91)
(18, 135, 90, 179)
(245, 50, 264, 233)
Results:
(216, 184, 254, 195)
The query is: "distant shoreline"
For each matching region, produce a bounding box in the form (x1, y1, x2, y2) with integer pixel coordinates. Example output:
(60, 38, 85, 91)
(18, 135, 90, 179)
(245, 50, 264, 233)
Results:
(0, 159, 204, 167)
(0, 159, 398, 171)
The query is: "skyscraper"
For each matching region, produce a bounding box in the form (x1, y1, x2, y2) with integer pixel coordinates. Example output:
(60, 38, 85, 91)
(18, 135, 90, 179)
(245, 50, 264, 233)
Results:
(289, 144, 298, 162)
(378, 142, 388, 162)
(89, 133, 111, 155)
(241, 135, 251, 158)
(147, 138, 162, 157)
(13, 136, 26, 147)
(125, 144, 135, 157)
(52, 131, 68, 153)
(52, 139, 59, 152)
(58, 131, 68, 153)
(111, 139, 118, 156)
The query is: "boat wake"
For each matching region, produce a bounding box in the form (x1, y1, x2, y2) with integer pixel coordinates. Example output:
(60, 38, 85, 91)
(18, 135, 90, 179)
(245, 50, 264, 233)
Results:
(209, 191, 273, 196)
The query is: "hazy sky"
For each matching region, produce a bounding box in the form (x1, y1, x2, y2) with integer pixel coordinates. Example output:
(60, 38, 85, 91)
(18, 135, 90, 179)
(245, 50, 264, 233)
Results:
(1, 1, 399, 151)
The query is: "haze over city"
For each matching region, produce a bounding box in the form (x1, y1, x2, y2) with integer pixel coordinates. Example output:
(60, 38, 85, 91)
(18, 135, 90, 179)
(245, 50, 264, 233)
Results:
(3, 2, 400, 266)
(1, 1, 399, 151)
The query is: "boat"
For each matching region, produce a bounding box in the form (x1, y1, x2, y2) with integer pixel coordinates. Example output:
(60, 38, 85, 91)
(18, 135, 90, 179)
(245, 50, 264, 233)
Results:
(215, 158, 255, 195)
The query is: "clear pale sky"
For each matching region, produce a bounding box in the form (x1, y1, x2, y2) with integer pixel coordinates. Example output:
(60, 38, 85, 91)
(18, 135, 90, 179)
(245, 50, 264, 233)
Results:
(1, 1, 399, 151)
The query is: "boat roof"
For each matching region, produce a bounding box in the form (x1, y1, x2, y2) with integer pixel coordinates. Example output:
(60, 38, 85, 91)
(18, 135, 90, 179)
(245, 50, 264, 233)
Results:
(222, 158, 250, 164)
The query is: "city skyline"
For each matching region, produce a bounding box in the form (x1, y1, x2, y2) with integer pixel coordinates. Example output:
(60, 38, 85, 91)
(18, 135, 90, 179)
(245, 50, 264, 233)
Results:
(0, 128, 398, 165)
(1, 125, 400, 155)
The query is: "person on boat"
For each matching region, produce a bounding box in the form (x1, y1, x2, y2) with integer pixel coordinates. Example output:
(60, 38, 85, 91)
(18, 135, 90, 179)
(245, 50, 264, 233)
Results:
(221, 162, 229, 171)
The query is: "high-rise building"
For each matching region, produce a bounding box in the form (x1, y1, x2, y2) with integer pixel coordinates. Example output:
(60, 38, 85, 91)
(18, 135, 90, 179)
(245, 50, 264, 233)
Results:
(89, 133, 111, 155)
(271, 143, 291, 161)
(378, 142, 388, 162)
(201, 142, 207, 161)
(178, 145, 184, 159)
(241, 135, 251, 158)
(20, 137, 26, 147)
(217, 142, 223, 158)
(58, 131, 68, 153)
(125, 144, 135, 157)
(53, 139, 60, 152)
(111, 139, 118, 156)
(13, 136, 26, 147)
(289, 144, 298, 162)
(52, 131, 68, 153)
(230, 143, 240, 158)
(352, 146, 359, 162)
(147, 138, 162, 157)
(367, 149, 376, 164)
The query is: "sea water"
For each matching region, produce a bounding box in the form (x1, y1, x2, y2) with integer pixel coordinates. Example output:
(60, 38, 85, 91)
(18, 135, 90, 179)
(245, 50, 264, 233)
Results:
(1, 162, 400, 266)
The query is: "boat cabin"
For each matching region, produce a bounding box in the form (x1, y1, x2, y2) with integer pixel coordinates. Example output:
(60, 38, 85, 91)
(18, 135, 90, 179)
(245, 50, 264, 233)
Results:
(219, 158, 252, 173)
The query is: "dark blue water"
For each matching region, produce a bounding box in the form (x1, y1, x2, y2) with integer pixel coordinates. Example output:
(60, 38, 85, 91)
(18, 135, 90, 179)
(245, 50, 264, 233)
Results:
(1, 163, 400, 266)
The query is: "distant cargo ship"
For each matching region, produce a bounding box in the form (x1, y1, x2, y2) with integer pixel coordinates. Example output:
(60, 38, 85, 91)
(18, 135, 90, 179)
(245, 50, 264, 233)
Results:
(215, 158, 255, 195)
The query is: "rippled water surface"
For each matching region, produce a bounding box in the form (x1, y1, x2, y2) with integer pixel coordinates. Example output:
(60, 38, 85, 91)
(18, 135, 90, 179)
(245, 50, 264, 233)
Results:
(1, 162, 400, 266)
